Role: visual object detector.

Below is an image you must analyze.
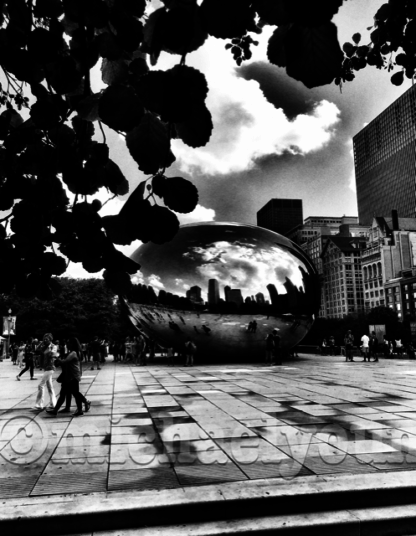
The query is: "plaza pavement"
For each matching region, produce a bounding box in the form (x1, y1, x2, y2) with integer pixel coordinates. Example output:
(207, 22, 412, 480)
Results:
(3, 354, 416, 534)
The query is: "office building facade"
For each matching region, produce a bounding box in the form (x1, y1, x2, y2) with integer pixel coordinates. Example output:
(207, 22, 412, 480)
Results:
(353, 83, 416, 226)
(321, 236, 366, 318)
(257, 199, 303, 237)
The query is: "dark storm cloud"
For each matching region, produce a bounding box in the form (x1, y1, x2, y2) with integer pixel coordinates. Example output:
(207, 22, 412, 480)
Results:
(237, 62, 316, 120)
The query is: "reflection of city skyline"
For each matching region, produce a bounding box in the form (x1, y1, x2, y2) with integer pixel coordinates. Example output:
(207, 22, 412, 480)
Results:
(129, 265, 319, 317)
(186, 278, 270, 307)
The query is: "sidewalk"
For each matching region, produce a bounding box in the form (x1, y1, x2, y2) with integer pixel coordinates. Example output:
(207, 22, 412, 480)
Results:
(2, 354, 416, 501)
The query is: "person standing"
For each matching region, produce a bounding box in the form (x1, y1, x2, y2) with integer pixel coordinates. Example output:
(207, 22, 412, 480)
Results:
(383, 335, 390, 358)
(185, 338, 197, 367)
(369, 331, 379, 362)
(395, 338, 403, 357)
(328, 335, 336, 356)
(361, 332, 370, 362)
(90, 336, 101, 370)
(16, 339, 35, 380)
(32, 333, 58, 410)
(11, 342, 18, 365)
(344, 330, 355, 362)
(47, 337, 91, 417)
(272, 329, 282, 365)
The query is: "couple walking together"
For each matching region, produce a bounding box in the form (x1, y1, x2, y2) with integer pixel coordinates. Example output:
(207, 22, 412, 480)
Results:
(30, 334, 90, 417)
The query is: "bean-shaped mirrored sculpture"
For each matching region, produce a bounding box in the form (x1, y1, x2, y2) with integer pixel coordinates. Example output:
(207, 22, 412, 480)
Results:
(126, 222, 320, 360)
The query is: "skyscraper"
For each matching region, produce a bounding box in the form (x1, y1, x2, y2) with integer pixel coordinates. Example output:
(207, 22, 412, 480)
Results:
(353, 83, 416, 226)
(256, 199, 303, 237)
(208, 279, 220, 304)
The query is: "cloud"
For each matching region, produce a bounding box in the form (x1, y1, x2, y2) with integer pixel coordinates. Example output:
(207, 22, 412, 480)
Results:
(175, 204, 216, 225)
(172, 49, 341, 175)
(237, 62, 316, 120)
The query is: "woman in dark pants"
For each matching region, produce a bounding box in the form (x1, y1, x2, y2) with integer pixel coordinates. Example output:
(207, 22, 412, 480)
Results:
(16, 338, 35, 380)
(46, 337, 91, 417)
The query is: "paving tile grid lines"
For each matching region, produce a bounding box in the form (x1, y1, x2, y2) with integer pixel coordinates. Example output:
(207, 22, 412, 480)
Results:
(2, 355, 416, 499)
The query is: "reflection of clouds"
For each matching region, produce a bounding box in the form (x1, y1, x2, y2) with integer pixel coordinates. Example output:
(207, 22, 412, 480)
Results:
(131, 272, 164, 290)
(147, 274, 165, 290)
(186, 241, 305, 295)
(175, 278, 184, 286)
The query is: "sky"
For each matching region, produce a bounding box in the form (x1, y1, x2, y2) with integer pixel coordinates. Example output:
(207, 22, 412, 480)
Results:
(3, 1, 413, 280)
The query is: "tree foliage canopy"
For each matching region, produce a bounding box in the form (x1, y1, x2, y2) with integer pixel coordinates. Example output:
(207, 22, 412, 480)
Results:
(0, 277, 131, 341)
(0, 0, 414, 299)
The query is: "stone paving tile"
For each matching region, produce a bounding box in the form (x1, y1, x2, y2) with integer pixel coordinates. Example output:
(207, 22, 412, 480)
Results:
(44, 457, 109, 474)
(253, 425, 323, 446)
(302, 455, 379, 475)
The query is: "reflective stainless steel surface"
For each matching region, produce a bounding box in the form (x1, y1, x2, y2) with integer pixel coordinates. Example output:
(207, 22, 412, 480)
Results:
(126, 222, 320, 359)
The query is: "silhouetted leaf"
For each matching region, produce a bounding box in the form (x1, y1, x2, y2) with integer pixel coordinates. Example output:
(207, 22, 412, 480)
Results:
(116, 0, 146, 17)
(152, 174, 166, 198)
(200, 0, 255, 39)
(101, 58, 129, 85)
(126, 112, 170, 174)
(95, 32, 123, 60)
(391, 70, 404, 85)
(110, 12, 143, 52)
(41, 252, 67, 276)
(102, 214, 136, 246)
(162, 177, 198, 214)
(99, 85, 144, 132)
(147, 205, 180, 244)
(103, 269, 132, 295)
(352, 32, 361, 44)
(76, 94, 100, 121)
(103, 248, 140, 274)
(48, 56, 82, 94)
(30, 98, 62, 130)
(34, 0, 64, 18)
(137, 65, 208, 123)
(267, 26, 289, 67)
(102, 159, 129, 196)
(160, 3, 207, 55)
(175, 102, 213, 148)
(285, 22, 344, 88)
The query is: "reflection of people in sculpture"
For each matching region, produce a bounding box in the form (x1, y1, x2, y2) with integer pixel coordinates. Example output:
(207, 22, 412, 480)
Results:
(265, 333, 274, 365)
(185, 338, 197, 367)
(169, 321, 181, 332)
(202, 325, 211, 335)
(247, 320, 257, 333)
(272, 329, 282, 366)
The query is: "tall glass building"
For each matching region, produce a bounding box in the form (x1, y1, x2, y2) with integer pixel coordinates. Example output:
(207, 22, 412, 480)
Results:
(256, 198, 303, 237)
(353, 83, 416, 226)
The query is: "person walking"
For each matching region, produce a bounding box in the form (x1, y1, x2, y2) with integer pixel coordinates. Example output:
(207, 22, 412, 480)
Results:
(32, 333, 58, 410)
(361, 332, 370, 362)
(344, 330, 355, 362)
(16, 339, 35, 380)
(17, 342, 25, 368)
(369, 331, 379, 362)
(46, 337, 91, 417)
